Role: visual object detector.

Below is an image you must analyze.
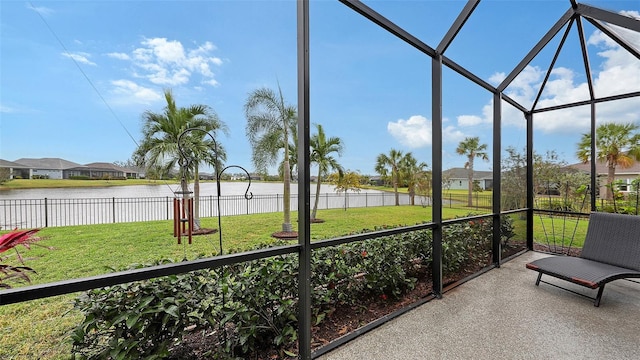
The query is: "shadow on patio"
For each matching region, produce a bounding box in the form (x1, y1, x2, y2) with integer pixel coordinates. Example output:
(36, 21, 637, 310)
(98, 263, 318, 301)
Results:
(319, 251, 640, 360)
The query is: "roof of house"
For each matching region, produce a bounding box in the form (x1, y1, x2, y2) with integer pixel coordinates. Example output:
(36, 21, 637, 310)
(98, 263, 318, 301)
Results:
(443, 167, 493, 180)
(14, 157, 83, 170)
(567, 160, 640, 175)
(0, 159, 30, 168)
(83, 162, 128, 171)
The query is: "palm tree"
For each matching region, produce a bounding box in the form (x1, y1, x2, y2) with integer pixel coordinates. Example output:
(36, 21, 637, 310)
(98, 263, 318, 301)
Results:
(135, 89, 227, 230)
(456, 137, 489, 207)
(245, 85, 297, 233)
(278, 121, 298, 181)
(310, 124, 344, 220)
(328, 170, 363, 210)
(375, 149, 406, 206)
(577, 122, 640, 200)
(399, 154, 428, 206)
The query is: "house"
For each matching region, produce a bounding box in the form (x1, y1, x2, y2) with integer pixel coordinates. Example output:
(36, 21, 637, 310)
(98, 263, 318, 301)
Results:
(123, 166, 144, 179)
(368, 175, 385, 186)
(0, 159, 31, 179)
(567, 160, 640, 196)
(66, 162, 137, 179)
(443, 167, 493, 191)
(14, 158, 84, 179)
(199, 172, 216, 180)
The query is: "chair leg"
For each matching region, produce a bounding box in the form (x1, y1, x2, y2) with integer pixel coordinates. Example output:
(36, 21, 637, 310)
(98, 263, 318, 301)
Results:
(594, 285, 605, 307)
(535, 272, 543, 286)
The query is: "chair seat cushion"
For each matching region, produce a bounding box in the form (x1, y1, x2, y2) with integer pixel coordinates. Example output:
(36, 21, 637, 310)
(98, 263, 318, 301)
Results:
(526, 256, 640, 289)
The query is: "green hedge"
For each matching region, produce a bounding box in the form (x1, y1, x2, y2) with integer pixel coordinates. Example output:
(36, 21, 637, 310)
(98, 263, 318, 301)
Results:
(71, 216, 514, 358)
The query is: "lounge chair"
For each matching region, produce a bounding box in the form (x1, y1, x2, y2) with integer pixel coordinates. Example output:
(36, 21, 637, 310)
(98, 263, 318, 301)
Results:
(526, 212, 640, 306)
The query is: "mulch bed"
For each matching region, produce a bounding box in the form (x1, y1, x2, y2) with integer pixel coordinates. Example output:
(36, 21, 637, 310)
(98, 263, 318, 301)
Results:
(176, 228, 218, 237)
(271, 231, 299, 240)
(192, 228, 217, 236)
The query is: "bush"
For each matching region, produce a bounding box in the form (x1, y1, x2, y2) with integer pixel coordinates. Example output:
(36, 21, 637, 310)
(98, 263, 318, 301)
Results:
(71, 261, 220, 359)
(72, 218, 515, 358)
(0, 168, 10, 183)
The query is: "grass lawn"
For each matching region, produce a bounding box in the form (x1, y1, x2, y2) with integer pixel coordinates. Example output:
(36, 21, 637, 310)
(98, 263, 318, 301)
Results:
(0, 178, 175, 190)
(0, 206, 587, 359)
(532, 212, 590, 248)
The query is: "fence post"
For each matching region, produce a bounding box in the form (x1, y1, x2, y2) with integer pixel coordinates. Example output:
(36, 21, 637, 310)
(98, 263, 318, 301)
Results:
(44, 198, 49, 228)
(112, 197, 116, 223)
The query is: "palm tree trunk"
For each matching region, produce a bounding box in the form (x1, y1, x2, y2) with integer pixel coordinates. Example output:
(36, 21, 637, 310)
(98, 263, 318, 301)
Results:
(312, 169, 322, 220)
(607, 164, 616, 200)
(282, 158, 292, 232)
(179, 166, 192, 233)
(393, 171, 400, 206)
(467, 157, 474, 207)
(193, 164, 201, 231)
(344, 191, 348, 210)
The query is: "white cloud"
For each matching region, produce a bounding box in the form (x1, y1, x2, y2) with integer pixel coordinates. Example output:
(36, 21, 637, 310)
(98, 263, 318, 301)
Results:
(457, 115, 484, 127)
(148, 67, 191, 86)
(27, 4, 53, 16)
(489, 72, 506, 85)
(143, 38, 185, 64)
(478, 12, 640, 135)
(203, 78, 220, 86)
(107, 52, 130, 60)
(211, 57, 223, 66)
(443, 126, 466, 144)
(388, 115, 431, 147)
(122, 37, 223, 86)
(457, 100, 494, 127)
(0, 104, 16, 113)
(588, 11, 640, 99)
(111, 80, 162, 104)
(62, 52, 97, 66)
(388, 115, 465, 148)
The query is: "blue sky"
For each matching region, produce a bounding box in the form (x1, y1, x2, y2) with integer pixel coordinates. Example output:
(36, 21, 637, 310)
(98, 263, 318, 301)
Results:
(1, 0, 639, 176)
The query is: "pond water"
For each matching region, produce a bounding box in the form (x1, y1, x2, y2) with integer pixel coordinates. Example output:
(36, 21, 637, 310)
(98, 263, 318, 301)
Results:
(0, 182, 383, 200)
(0, 182, 413, 228)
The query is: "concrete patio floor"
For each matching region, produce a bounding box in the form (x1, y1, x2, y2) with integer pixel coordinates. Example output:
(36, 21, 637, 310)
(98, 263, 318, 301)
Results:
(318, 251, 640, 360)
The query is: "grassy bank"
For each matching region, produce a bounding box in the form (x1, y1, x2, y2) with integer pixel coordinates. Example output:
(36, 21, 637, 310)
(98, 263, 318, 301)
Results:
(0, 178, 177, 190)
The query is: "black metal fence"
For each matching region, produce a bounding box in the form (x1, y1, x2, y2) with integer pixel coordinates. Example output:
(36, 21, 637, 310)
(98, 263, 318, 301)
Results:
(0, 192, 415, 229)
(442, 192, 492, 210)
(534, 196, 640, 216)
